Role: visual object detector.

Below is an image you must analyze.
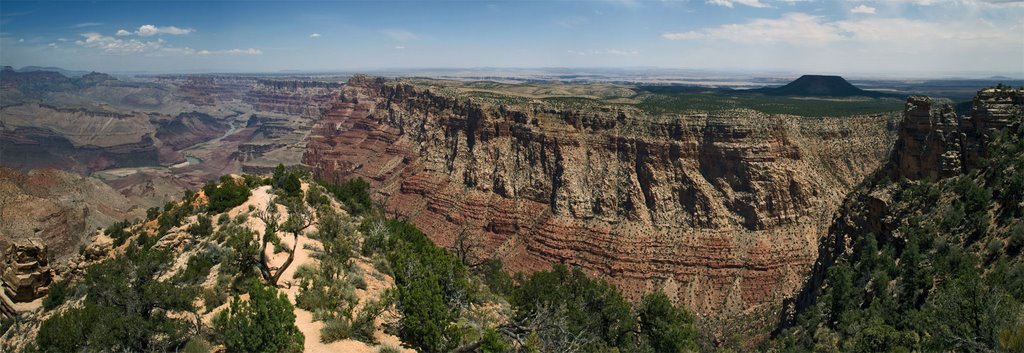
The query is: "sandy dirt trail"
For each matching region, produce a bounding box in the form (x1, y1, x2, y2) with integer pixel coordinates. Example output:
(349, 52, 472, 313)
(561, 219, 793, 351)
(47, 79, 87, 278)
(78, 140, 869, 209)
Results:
(227, 185, 414, 353)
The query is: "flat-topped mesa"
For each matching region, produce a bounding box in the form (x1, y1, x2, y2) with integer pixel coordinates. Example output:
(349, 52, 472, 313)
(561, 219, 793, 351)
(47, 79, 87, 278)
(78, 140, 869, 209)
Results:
(890, 86, 1023, 181)
(305, 76, 896, 325)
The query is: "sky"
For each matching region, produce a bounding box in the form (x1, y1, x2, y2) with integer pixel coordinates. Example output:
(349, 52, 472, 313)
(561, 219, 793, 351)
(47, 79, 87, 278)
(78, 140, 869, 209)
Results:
(1, 0, 1022, 77)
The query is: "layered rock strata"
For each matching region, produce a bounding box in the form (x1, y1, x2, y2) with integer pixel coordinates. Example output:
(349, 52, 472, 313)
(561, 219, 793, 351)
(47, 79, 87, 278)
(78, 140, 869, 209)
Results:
(305, 76, 898, 322)
(890, 87, 1024, 180)
(0, 238, 51, 302)
(0, 168, 142, 259)
(243, 80, 341, 118)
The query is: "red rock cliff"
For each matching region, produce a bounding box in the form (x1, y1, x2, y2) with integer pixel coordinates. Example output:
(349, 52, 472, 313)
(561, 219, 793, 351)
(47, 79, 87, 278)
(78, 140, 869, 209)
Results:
(304, 76, 897, 326)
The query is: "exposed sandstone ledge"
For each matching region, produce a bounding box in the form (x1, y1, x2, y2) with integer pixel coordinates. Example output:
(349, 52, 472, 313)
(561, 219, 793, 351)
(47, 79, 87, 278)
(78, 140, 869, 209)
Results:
(0, 238, 51, 303)
(305, 76, 897, 325)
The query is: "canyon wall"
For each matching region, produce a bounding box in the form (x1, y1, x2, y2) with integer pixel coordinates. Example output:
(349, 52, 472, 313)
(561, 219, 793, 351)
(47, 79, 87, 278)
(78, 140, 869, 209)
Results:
(305, 76, 898, 325)
(890, 87, 1024, 181)
(781, 86, 1023, 331)
(0, 168, 143, 260)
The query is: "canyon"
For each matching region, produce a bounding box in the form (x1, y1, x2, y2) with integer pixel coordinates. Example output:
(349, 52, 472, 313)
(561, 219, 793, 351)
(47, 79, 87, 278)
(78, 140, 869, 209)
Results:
(13, 69, 1016, 338)
(303, 76, 900, 331)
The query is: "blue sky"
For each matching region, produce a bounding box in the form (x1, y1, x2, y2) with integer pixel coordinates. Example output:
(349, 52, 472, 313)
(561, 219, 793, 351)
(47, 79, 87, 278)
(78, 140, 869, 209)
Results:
(1, 0, 1022, 76)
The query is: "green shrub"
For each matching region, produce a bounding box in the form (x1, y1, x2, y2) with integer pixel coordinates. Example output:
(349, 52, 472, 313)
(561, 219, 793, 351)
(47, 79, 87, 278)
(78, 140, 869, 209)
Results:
(378, 345, 401, 353)
(387, 220, 469, 353)
(37, 247, 197, 352)
(320, 317, 352, 343)
(637, 292, 699, 353)
(295, 266, 357, 318)
(158, 201, 194, 235)
(243, 174, 265, 188)
(480, 327, 513, 353)
(322, 177, 372, 215)
(371, 254, 391, 276)
(222, 226, 260, 289)
(204, 176, 251, 214)
(174, 249, 220, 285)
(105, 219, 132, 246)
(306, 186, 329, 206)
(272, 164, 303, 199)
(182, 337, 213, 353)
(146, 207, 160, 220)
(511, 264, 638, 352)
(217, 213, 230, 225)
(36, 304, 100, 353)
(352, 297, 390, 344)
(188, 214, 214, 237)
(0, 317, 11, 337)
(360, 218, 389, 256)
(203, 286, 228, 312)
(214, 281, 304, 353)
(351, 272, 368, 290)
(1008, 223, 1024, 256)
(41, 277, 72, 311)
(480, 259, 513, 297)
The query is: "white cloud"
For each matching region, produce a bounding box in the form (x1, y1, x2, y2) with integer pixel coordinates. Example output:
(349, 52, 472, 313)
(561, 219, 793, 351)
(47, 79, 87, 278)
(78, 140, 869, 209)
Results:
(17, 38, 24, 43)
(309, 33, 321, 38)
(394, 46, 406, 50)
(661, 31, 704, 40)
(231, 48, 261, 55)
(663, 13, 842, 45)
(567, 49, 639, 56)
(205, 48, 262, 56)
(382, 29, 420, 41)
(661, 12, 1022, 50)
(115, 29, 131, 36)
(75, 32, 260, 56)
(851, 4, 877, 13)
(598, 49, 640, 56)
(76, 32, 164, 54)
(706, 0, 771, 8)
(71, 22, 103, 28)
(135, 24, 194, 36)
(866, 0, 1024, 7)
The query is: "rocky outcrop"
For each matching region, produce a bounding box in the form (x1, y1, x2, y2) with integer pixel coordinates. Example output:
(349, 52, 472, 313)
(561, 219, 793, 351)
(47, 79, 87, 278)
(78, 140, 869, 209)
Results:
(0, 238, 51, 302)
(963, 86, 1024, 167)
(889, 96, 964, 180)
(305, 76, 898, 323)
(0, 168, 143, 260)
(890, 87, 1023, 180)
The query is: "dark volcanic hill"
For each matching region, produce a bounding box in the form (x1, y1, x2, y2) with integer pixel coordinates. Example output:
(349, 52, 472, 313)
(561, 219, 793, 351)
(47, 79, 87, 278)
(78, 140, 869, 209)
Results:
(753, 74, 895, 98)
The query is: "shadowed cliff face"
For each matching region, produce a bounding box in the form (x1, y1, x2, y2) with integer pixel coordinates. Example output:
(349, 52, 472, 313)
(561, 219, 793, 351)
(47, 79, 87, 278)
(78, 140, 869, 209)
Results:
(304, 76, 899, 326)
